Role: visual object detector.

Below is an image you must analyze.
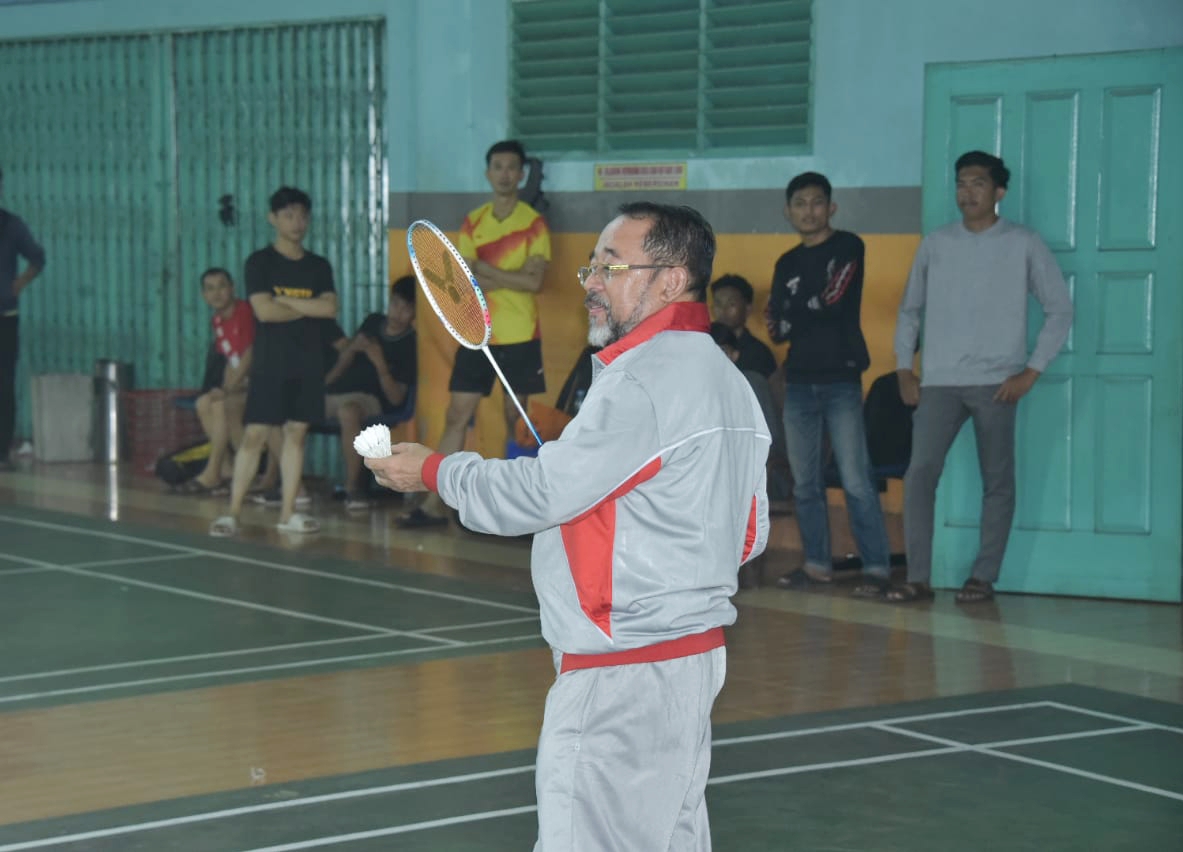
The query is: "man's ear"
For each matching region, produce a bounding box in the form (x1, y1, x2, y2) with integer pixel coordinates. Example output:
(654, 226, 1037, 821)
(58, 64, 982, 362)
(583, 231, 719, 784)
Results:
(660, 265, 692, 302)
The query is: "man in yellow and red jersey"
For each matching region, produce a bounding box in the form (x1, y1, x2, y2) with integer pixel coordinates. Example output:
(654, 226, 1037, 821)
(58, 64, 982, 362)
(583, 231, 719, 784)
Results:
(399, 139, 551, 528)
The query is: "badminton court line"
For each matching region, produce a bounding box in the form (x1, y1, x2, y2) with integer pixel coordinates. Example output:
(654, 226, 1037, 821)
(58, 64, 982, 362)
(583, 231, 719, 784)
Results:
(0, 616, 539, 685)
(875, 722, 1183, 803)
(230, 719, 1183, 851)
(0, 632, 541, 706)
(3, 699, 1165, 851)
(0, 565, 55, 577)
(12, 552, 459, 645)
(1044, 700, 1183, 736)
(0, 512, 539, 615)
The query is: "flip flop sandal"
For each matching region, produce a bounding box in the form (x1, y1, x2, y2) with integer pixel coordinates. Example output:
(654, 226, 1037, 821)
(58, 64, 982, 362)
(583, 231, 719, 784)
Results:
(883, 582, 935, 603)
(276, 512, 320, 534)
(852, 577, 891, 598)
(209, 515, 239, 537)
(178, 478, 228, 496)
(955, 578, 995, 603)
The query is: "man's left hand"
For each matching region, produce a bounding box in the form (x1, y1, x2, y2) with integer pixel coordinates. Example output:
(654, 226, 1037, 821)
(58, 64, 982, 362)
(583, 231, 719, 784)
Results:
(994, 368, 1040, 403)
(364, 443, 435, 492)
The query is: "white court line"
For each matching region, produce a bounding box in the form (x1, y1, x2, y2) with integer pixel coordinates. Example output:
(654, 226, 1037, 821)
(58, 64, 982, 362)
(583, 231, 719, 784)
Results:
(876, 723, 1183, 803)
(0, 698, 1151, 851)
(67, 553, 200, 570)
(0, 634, 395, 684)
(0, 615, 540, 684)
(714, 700, 1051, 746)
(0, 765, 540, 851)
(0, 547, 462, 649)
(704, 744, 962, 786)
(420, 615, 539, 633)
(0, 633, 541, 705)
(982, 724, 1152, 748)
(236, 721, 1183, 852)
(0, 553, 55, 567)
(1044, 700, 1183, 736)
(44, 562, 447, 642)
(0, 566, 54, 577)
(0, 513, 539, 615)
(239, 806, 541, 852)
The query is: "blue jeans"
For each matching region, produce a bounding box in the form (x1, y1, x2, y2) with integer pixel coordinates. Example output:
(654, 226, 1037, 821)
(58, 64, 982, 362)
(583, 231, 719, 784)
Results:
(783, 382, 890, 578)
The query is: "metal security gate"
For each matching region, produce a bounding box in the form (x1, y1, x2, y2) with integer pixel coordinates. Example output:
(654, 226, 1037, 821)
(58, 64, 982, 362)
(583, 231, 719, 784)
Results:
(0, 19, 386, 471)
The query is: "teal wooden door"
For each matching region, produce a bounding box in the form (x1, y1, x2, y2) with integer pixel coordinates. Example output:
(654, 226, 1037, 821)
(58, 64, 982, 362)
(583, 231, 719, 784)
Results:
(922, 48, 1182, 602)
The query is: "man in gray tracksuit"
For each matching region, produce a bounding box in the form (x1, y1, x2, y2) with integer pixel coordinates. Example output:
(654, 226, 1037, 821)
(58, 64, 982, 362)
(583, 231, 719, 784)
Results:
(368, 202, 770, 850)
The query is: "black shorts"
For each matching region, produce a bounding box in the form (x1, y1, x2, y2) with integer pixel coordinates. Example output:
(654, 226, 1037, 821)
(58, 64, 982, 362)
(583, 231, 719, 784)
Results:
(449, 339, 546, 397)
(244, 374, 325, 425)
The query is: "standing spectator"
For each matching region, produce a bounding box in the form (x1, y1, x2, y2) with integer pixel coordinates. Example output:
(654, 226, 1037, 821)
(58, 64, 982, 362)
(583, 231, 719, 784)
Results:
(766, 171, 892, 595)
(210, 186, 337, 536)
(399, 139, 551, 528)
(0, 166, 45, 471)
(366, 203, 769, 850)
(887, 151, 1073, 603)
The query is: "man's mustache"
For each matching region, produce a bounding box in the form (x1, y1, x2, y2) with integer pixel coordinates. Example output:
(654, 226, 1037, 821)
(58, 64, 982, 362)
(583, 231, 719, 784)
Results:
(585, 296, 609, 311)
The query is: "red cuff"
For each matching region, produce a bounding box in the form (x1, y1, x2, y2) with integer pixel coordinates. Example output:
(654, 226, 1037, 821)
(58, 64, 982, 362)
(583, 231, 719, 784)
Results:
(422, 453, 446, 493)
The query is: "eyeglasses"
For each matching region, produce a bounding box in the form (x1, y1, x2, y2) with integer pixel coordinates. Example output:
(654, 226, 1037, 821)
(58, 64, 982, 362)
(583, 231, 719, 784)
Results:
(576, 263, 675, 287)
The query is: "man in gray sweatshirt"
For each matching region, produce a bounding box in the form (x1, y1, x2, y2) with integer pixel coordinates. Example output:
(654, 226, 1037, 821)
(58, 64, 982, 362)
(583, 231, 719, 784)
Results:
(887, 151, 1073, 604)
(0, 166, 46, 471)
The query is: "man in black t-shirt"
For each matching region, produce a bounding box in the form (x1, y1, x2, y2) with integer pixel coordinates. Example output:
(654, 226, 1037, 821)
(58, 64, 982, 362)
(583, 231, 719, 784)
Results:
(211, 186, 338, 537)
(765, 172, 890, 595)
(709, 274, 777, 378)
(323, 276, 418, 509)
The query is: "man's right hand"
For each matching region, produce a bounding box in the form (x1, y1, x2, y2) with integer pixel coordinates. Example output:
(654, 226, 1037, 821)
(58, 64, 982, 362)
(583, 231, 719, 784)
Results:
(897, 369, 920, 406)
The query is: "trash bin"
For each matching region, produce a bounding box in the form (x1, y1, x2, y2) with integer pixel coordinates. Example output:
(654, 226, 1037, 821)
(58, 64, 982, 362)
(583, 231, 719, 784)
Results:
(93, 359, 133, 463)
(31, 373, 93, 462)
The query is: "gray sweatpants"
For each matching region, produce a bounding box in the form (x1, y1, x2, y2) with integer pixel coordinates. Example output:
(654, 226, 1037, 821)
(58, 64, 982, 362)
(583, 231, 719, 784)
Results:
(903, 384, 1017, 585)
(534, 647, 726, 852)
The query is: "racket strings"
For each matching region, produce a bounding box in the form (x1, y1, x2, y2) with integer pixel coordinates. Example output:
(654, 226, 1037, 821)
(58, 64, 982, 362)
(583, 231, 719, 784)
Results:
(409, 226, 490, 347)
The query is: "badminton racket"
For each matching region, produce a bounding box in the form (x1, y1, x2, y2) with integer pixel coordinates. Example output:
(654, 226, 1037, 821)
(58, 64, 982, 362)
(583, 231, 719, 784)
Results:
(406, 219, 542, 447)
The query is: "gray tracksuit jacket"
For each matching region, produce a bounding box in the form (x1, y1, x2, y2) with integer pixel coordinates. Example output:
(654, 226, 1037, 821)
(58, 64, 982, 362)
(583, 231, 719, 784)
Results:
(426, 302, 771, 657)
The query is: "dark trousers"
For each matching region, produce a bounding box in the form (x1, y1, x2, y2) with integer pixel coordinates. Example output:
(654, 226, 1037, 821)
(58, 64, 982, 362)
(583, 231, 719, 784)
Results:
(0, 314, 18, 460)
(903, 384, 1017, 585)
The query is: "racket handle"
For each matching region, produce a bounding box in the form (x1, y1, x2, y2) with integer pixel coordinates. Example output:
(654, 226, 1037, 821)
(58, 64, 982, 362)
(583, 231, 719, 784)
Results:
(482, 347, 544, 447)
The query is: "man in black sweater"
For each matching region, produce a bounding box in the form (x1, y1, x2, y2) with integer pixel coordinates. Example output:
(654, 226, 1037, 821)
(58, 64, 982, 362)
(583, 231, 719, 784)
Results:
(766, 172, 890, 595)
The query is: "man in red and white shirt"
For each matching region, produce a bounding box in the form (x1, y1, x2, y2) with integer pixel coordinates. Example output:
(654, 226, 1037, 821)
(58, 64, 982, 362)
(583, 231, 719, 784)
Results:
(183, 267, 276, 494)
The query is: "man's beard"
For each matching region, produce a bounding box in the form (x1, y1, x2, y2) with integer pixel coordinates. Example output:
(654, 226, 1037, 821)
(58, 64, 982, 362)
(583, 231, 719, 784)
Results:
(586, 292, 648, 347)
(587, 314, 624, 347)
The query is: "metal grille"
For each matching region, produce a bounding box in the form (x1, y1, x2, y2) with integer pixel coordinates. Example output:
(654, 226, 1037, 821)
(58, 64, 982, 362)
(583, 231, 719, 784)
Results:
(0, 19, 386, 462)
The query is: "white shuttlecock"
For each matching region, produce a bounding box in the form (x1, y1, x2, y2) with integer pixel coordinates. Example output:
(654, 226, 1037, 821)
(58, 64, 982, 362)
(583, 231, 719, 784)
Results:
(353, 424, 392, 459)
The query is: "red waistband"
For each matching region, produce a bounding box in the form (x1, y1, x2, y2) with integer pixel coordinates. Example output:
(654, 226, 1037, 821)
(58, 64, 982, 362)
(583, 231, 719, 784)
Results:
(559, 627, 725, 674)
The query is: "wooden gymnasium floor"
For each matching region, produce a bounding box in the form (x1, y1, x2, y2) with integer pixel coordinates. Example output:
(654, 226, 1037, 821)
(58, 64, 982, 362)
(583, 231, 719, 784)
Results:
(0, 459, 1180, 851)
